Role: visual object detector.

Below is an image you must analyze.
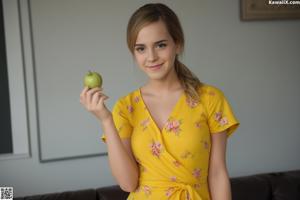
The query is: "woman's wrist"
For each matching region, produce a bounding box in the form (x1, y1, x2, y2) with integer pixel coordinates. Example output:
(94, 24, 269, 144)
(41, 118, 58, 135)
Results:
(100, 114, 113, 127)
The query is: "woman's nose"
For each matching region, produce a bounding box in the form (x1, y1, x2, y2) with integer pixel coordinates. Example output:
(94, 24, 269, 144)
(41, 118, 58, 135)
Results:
(147, 48, 158, 61)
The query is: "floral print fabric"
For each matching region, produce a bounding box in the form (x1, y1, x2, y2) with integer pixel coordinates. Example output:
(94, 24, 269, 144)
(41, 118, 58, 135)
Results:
(101, 85, 239, 200)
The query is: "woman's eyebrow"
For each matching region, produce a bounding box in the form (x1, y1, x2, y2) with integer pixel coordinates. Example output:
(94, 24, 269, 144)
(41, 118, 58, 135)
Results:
(135, 39, 168, 47)
(155, 39, 168, 44)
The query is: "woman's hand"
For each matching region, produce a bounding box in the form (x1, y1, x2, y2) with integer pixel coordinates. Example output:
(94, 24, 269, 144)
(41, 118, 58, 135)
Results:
(80, 87, 111, 122)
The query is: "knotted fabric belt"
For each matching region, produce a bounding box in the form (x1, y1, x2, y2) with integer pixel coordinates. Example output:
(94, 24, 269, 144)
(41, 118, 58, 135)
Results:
(139, 180, 204, 200)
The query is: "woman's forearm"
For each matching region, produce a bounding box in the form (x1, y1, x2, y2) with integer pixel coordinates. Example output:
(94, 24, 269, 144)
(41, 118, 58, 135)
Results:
(101, 116, 139, 192)
(208, 170, 232, 200)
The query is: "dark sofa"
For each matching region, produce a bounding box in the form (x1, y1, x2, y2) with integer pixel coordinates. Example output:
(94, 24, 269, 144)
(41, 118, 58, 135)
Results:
(14, 170, 300, 200)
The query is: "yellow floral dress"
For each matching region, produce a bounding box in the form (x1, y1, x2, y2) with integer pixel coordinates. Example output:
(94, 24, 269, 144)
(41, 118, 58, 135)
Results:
(102, 84, 239, 200)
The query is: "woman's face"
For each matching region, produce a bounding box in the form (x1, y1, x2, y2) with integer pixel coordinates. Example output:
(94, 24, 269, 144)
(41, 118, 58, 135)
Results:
(134, 20, 180, 81)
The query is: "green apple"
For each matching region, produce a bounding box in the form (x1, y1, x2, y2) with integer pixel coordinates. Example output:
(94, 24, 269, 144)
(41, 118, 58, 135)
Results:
(84, 71, 102, 89)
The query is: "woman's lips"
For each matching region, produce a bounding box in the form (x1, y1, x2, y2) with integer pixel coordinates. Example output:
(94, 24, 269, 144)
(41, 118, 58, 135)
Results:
(147, 63, 163, 70)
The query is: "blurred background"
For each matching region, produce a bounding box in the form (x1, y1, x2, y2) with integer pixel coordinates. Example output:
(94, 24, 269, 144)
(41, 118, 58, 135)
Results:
(0, 0, 300, 197)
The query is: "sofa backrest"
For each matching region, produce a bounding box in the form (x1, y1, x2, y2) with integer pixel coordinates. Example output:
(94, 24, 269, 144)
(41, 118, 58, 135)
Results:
(96, 185, 129, 200)
(230, 170, 300, 200)
(231, 174, 271, 200)
(13, 189, 97, 200)
(268, 171, 300, 200)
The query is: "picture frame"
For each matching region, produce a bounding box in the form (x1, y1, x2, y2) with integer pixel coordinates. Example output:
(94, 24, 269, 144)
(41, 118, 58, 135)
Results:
(241, 0, 300, 20)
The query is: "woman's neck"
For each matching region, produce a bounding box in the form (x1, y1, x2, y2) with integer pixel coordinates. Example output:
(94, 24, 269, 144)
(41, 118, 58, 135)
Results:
(142, 70, 183, 96)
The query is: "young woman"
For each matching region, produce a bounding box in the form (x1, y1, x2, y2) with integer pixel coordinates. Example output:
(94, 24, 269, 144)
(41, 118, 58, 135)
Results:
(80, 3, 239, 200)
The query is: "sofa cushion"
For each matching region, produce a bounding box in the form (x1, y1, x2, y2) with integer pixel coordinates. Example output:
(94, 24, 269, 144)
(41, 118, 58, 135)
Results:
(231, 174, 271, 200)
(96, 185, 129, 200)
(13, 189, 97, 200)
(268, 170, 300, 200)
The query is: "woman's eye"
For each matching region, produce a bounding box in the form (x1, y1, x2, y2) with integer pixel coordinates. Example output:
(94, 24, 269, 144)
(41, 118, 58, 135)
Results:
(157, 43, 167, 49)
(135, 47, 145, 53)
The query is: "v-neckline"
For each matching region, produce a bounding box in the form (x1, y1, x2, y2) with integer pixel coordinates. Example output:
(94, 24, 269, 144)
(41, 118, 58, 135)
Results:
(138, 88, 185, 133)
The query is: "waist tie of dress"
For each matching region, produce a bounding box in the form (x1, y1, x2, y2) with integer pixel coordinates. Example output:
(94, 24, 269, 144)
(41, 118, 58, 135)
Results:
(139, 180, 204, 200)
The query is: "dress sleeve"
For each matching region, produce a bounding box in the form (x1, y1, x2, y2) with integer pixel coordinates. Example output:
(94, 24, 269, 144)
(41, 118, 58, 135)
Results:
(205, 86, 239, 137)
(101, 98, 133, 143)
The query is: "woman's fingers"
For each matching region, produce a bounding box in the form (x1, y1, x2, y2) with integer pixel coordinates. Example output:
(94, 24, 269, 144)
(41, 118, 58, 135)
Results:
(79, 87, 111, 121)
(97, 94, 109, 107)
(80, 87, 103, 105)
(91, 90, 102, 105)
(92, 90, 109, 106)
(79, 87, 89, 104)
(80, 87, 109, 113)
(86, 87, 102, 104)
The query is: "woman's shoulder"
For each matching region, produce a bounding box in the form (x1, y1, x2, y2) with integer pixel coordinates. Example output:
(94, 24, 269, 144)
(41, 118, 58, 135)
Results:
(116, 88, 140, 105)
(198, 83, 224, 97)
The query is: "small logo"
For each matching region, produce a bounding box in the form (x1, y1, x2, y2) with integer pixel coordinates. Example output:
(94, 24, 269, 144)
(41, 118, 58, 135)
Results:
(269, 0, 300, 5)
(0, 187, 13, 200)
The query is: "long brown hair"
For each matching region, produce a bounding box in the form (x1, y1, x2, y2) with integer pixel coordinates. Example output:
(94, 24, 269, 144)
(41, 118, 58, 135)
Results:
(127, 3, 203, 102)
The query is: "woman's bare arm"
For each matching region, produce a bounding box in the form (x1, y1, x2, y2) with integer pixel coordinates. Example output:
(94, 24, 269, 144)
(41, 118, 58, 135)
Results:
(80, 87, 139, 192)
(208, 131, 232, 200)
(101, 117, 139, 192)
